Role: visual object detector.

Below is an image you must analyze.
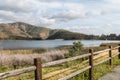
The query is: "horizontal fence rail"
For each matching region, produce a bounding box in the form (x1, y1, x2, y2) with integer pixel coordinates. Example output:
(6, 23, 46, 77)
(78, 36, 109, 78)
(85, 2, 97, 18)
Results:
(0, 66, 36, 79)
(94, 57, 111, 66)
(93, 49, 110, 55)
(0, 44, 120, 80)
(58, 66, 91, 80)
(42, 53, 91, 67)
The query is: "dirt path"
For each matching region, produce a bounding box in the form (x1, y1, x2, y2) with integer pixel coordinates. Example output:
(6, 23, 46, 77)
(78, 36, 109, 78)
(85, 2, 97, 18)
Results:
(99, 66, 120, 80)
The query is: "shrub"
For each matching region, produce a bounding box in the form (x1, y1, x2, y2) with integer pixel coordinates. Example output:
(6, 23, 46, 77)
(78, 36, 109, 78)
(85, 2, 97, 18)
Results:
(65, 41, 83, 57)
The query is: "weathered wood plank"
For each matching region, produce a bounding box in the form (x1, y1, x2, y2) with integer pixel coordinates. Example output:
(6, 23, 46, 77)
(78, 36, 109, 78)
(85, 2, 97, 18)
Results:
(112, 46, 119, 50)
(94, 57, 110, 66)
(0, 66, 36, 79)
(58, 66, 91, 80)
(42, 53, 91, 67)
(109, 46, 112, 66)
(118, 44, 120, 59)
(94, 49, 110, 55)
(113, 53, 120, 57)
(89, 49, 94, 80)
(34, 58, 42, 80)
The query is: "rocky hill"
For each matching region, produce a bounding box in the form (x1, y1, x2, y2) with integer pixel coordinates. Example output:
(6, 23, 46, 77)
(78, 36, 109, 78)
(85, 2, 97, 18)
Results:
(0, 22, 94, 40)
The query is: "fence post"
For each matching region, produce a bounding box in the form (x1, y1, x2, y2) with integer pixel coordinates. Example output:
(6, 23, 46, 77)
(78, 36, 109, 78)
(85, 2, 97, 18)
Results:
(109, 45, 112, 66)
(118, 44, 120, 59)
(89, 49, 94, 80)
(34, 58, 42, 80)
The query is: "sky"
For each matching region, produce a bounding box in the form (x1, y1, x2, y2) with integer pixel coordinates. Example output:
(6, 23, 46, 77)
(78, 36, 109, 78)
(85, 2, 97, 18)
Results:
(0, 0, 120, 35)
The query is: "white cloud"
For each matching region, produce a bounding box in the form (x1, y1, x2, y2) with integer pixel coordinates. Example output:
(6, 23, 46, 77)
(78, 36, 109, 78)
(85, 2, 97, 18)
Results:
(35, 2, 63, 10)
(63, 3, 85, 10)
(51, 10, 87, 21)
(0, 0, 92, 26)
(0, 0, 37, 12)
(105, 0, 120, 4)
(111, 21, 120, 25)
(64, 26, 95, 31)
(0, 0, 120, 34)
(0, 10, 16, 21)
(0, 10, 56, 26)
(38, 18, 56, 26)
(70, 26, 99, 34)
(86, 10, 109, 16)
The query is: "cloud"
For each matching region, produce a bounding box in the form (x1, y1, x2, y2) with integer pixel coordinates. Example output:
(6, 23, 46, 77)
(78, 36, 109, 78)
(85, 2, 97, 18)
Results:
(86, 10, 109, 16)
(66, 26, 99, 35)
(51, 10, 87, 21)
(63, 26, 95, 31)
(36, 2, 63, 9)
(0, 10, 16, 22)
(99, 0, 120, 13)
(0, 0, 120, 35)
(38, 18, 56, 26)
(111, 21, 120, 25)
(0, 10, 56, 26)
(105, 0, 120, 4)
(0, 0, 37, 12)
(73, 24, 120, 35)
(0, 0, 86, 25)
(38, 0, 80, 3)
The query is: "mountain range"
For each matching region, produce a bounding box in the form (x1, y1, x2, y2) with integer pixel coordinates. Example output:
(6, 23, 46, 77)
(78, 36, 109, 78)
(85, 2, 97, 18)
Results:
(0, 22, 97, 40)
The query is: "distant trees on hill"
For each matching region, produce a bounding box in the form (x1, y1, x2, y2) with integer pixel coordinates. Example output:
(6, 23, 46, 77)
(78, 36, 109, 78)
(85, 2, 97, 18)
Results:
(99, 34, 120, 40)
(48, 32, 120, 40)
(83, 34, 120, 40)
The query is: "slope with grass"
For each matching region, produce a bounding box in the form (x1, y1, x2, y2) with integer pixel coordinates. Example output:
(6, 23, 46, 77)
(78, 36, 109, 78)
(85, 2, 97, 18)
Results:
(0, 22, 98, 40)
(0, 22, 52, 40)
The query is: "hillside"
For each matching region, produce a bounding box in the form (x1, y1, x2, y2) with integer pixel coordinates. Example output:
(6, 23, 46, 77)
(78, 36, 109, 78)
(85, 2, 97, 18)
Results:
(48, 29, 88, 40)
(0, 22, 95, 40)
(0, 22, 52, 40)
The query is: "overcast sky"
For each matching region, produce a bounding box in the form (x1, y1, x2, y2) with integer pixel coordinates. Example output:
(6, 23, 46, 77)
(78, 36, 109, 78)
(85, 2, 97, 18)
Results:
(0, 0, 120, 35)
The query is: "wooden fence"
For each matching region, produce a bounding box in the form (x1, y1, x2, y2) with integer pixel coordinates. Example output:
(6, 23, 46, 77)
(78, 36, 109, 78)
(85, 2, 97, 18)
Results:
(0, 44, 120, 80)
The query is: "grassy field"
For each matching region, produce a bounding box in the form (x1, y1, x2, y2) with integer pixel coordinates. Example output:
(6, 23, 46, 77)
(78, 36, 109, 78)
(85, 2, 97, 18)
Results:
(70, 57, 120, 80)
(0, 42, 120, 80)
(2, 55, 120, 80)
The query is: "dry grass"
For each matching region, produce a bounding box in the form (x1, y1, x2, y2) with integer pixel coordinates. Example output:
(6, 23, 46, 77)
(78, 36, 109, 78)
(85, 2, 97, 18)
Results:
(0, 49, 68, 67)
(42, 49, 119, 80)
(0, 49, 46, 54)
(0, 48, 119, 80)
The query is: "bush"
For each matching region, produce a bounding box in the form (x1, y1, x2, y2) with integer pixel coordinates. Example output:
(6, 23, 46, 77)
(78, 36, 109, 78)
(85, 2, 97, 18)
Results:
(65, 41, 83, 57)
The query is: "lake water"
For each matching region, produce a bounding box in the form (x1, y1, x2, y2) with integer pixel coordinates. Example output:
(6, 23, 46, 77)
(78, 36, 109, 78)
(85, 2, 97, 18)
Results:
(0, 40, 120, 49)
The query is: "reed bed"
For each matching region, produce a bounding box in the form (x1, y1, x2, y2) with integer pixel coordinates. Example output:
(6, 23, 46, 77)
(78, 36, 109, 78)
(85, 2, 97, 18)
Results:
(0, 49, 68, 67)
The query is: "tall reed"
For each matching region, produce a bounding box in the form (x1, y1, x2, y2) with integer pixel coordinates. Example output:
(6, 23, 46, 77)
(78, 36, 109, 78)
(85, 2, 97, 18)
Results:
(0, 49, 68, 67)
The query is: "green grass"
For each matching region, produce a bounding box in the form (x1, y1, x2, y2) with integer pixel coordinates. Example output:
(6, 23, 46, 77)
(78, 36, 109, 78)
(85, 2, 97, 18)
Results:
(0, 66, 12, 73)
(100, 42, 120, 47)
(1, 57, 120, 80)
(70, 57, 120, 80)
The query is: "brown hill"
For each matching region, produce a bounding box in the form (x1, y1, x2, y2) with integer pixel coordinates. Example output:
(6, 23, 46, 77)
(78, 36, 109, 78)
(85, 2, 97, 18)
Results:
(0, 22, 92, 40)
(0, 22, 52, 40)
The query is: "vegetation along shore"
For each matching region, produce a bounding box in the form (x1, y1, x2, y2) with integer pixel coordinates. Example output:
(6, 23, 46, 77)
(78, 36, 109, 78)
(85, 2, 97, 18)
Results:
(0, 42, 120, 80)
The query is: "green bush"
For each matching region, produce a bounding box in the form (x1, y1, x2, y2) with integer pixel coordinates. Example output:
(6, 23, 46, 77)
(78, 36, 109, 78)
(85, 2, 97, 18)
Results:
(65, 41, 83, 57)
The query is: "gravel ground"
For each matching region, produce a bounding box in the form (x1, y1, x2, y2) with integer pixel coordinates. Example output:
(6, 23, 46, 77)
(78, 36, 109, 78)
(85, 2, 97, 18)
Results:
(99, 66, 120, 80)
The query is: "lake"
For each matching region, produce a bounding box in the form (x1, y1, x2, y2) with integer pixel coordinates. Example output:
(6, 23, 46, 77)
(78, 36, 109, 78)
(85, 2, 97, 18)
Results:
(0, 40, 120, 49)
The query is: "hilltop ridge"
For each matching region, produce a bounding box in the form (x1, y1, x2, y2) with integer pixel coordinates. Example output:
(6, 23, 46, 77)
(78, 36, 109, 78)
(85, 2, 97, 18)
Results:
(0, 22, 94, 40)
